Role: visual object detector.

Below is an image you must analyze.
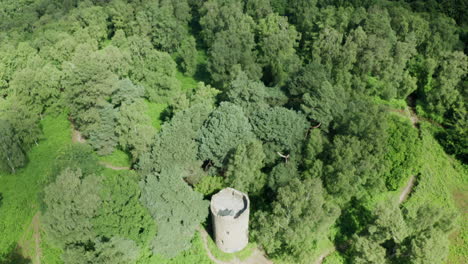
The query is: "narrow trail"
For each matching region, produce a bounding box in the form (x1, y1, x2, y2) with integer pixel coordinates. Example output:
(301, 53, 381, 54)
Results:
(17, 212, 42, 264)
(198, 227, 273, 264)
(98, 161, 130, 171)
(399, 175, 416, 204)
(71, 127, 85, 143)
(32, 213, 42, 264)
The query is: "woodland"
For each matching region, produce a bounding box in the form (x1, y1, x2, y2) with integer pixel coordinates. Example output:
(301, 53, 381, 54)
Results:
(0, 0, 466, 263)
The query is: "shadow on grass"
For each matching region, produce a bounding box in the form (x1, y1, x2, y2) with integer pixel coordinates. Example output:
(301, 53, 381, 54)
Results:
(1, 247, 31, 264)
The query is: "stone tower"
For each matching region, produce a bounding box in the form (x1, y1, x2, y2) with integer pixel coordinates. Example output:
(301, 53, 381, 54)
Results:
(210, 188, 250, 253)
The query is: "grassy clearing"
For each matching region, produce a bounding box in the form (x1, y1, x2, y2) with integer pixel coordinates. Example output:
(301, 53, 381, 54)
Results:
(0, 114, 71, 261)
(176, 71, 199, 92)
(402, 122, 467, 263)
(145, 100, 167, 131)
(98, 149, 131, 167)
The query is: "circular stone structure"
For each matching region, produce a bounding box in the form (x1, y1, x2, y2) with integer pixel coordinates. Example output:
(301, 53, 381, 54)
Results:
(210, 188, 250, 253)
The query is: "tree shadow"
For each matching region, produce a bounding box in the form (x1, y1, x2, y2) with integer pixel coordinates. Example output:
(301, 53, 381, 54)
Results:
(1, 247, 32, 264)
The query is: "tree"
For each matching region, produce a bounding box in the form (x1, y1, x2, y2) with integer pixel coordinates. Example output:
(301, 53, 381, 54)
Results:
(63, 44, 119, 154)
(9, 61, 62, 115)
(139, 169, 209, 258)
(82, 103, 119, 155)
(225, 140, 266, 195)
(256, 13, 301, 86)
(207, 17, 261, 84)
(2, 98, 42, 152)
(111, 79, 145, 107)
(225, 71, 270, 114)
(0, 119, 26, 174)
(139, 104, 212, 181)
(199, 0, 245, 45)
(197, 102, 255, 167)
(116, 99, 156, 162)
(244, 0, 273, 20)
(350, 236, 387, 264)
(93, 171, 155, 246)
(249, 106, 308, 164)
(42, 168, 102, 247)
(51, 144, 101, 178)
(61, 237, 140, 264)
(252, 177, 339, 262)
(93, 237, 140, 264)
(125, 35, 181, 103)
(177, 36, 197, 76)
(300, 81, 347, 129)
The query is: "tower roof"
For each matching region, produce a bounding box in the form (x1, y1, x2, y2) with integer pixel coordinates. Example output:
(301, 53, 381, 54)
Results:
(210, 188, 248, 218)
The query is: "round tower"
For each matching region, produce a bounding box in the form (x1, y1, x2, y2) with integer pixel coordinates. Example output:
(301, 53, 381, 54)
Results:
(210, 188, 250, 253)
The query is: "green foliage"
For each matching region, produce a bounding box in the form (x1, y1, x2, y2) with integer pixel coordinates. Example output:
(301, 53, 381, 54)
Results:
(177, 36, 198, 76)
(125, 36, 182, 103)
(93, 170, 155, 246)
(43, 168, 102, 247)
(253, 177, 339, 263)
(52, 144, 101, 178)
(257, 13, 301, 86)
(9, 61, 62, 114)
(194, 176, 225, 197)
(0, 114, 70, 261)
(116, 99, 156, 162)
(0, 119, 26, 174)
(139, 169, 209, 258)
(249, 106, 308, 164)
(383, 115, 421, 190)
(1, 0, 467, 263)
(225, 140, 266, 195)
(139, 104, 211, 183)
(197, 102, 255, 167)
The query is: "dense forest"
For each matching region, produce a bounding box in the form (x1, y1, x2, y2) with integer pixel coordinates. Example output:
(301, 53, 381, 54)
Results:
(0, 0, 466, 263)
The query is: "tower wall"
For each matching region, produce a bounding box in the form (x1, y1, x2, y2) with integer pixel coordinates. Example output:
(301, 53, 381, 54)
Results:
(210, 188, 250, 253)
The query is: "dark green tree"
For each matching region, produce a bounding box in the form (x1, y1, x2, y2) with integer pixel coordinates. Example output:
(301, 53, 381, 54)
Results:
(197, 102, 255, 167)
(256, 13, 301, 86)
(140, 169, 209, 258)
(253, 177, 339, 263)
(0, 119, 26, 174)
(42, 168, 102, 247)
(225, 140, 266, 195)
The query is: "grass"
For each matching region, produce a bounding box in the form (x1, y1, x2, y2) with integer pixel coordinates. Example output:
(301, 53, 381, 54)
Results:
(372, 96, 408, 110)
(176, 71, 199, 92)
(323, 251, 345, 264)
(402, 122, 467, 263)
(205, 232, 256, 262)
(0, 114, 71, 261)
(98, 149, 131, 167)
(145, 100, 167, 131)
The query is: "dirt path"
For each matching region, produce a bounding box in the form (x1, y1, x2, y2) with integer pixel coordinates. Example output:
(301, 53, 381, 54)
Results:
(314, 247, 335, 264)
(399, 175, 416, 204)
(32, 212, 42, 264)
(198, 227, 273, 264)
(17, 212, 42, 264)
(98, 161, 131, 171)
(71, 127, 86, 143)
